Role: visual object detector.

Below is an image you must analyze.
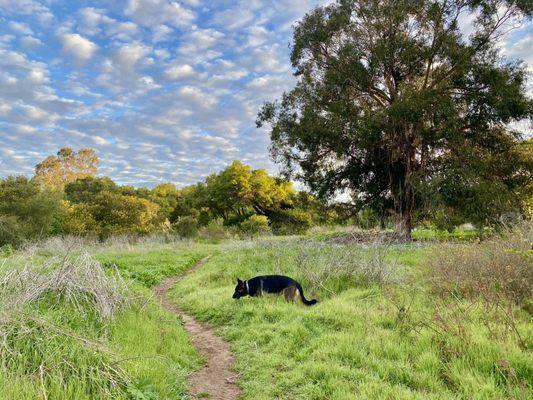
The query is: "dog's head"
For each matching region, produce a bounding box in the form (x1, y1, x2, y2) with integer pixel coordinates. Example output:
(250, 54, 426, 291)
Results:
(232, 278, 247, 299)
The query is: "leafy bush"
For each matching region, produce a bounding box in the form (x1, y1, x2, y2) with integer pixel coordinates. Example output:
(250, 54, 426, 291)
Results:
(61, 200, 97, 235)
(238, 215, 271, 237)
(199, 218, 235, 240)
(173, 215, 199, 238)
(91, 192, 160, 237)
(428, 223, 532, 304)
(0, 176, 62, 246)
(270, 208, 312, 235)
(0, 243, 14, 257)
(0, 215, 24, 248)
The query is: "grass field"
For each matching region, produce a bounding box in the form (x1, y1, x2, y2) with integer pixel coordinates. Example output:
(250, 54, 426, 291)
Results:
(169, 238, 532, 400)
(0, 231, 531, 399)
(0, 242, 209, 400)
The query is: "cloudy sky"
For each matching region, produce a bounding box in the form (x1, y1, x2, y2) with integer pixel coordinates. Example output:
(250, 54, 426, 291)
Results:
(0, 1, 531, 188)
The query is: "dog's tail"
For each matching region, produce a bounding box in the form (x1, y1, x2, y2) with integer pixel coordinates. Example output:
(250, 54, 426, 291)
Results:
(296, 283, 317, 306)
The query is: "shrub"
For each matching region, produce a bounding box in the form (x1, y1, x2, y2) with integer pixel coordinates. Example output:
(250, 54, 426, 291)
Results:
(293, 240, 404, 292)
(239, 215, 271, 237)
(0, 252, 129, 319)
(173, 215, 199, 238)
(0, 215, 24, 247)
(428, 223, 532, 304)
(91, 192, 161, 237)
(199, 218, 235, 240)
(0, 243, 14, 257)
(61, 200, 97, 235)
(0, 176, 62, 246)
(271, 208, 312, 235)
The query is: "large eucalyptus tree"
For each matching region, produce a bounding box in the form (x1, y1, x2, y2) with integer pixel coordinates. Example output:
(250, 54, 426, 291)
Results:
(258, 0, 532, 239)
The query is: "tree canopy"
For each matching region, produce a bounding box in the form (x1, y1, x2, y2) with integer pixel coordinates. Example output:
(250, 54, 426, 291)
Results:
(258, 0, 532, 238)
(34, 147, 99, 190)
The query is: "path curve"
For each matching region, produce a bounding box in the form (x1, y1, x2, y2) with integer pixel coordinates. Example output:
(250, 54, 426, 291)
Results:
(153, 257, 240, 400)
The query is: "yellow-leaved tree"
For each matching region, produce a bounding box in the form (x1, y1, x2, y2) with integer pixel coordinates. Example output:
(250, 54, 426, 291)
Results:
(34, 147, 99, 191)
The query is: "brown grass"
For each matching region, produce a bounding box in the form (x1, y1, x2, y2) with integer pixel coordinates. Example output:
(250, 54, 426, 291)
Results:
(428, 222, 532, 304)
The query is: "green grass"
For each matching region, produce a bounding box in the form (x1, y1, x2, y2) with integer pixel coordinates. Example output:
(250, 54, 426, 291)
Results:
(2, 235, 531, 399)
(0, 243, 211, 400)
(411, 228, 480, 241)
(169, 240, 532, 400)
(96, 243, 216, 286)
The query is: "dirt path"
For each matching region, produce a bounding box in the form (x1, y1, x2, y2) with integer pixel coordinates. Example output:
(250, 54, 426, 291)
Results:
(153, 257, 240, 400)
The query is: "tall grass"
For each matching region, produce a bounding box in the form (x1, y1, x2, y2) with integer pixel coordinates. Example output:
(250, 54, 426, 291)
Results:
(0, 244, 204, 399)
(170, 237, 532, 400)
(0, 253, 131, 399)
(428, 223, 532, 304)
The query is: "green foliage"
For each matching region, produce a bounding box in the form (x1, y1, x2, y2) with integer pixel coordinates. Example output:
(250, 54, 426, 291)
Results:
(239, 215, 271, 237)
(270, 208, 312, 235)
(202, 160, 295, 221)
(90, 192, 160, 237)
(61, 200, 97, 235)
(258, 0, 532, 238)
(34, 147, 99, 191)
(149, 183, 180, 222)
(173, 215, 200, 239)
(65, 176, 118, 204)
(0, 176, 62, 246)
(199, 218, 235, 241)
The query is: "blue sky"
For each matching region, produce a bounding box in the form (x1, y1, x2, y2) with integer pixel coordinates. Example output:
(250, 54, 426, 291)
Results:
(0, 1, 531, 188)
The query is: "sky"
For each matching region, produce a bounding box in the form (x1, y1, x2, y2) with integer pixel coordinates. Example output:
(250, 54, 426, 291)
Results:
(0, 1, 531, 188)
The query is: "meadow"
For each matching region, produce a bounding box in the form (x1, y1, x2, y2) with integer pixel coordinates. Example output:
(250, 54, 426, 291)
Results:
(0, 227, 531, 400)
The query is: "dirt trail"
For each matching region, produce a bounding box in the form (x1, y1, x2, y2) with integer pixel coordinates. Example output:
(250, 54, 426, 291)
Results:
(153, 257, 240, 400)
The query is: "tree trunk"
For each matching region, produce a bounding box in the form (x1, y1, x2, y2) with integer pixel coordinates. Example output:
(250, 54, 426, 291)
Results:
(390, 158, 413, 241)
(394, 207, 412, 241)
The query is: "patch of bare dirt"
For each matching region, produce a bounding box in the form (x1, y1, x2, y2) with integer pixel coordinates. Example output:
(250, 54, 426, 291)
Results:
(153, 257, 240, 400)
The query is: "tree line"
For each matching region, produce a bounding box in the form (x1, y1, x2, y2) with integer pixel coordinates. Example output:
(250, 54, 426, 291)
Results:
(0, 148, 342, 247)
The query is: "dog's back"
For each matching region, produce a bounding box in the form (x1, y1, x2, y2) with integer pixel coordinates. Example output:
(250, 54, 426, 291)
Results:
(247, 275, 317, 306)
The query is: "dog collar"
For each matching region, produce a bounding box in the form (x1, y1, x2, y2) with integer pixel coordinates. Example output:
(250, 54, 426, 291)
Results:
(245, 280, 249, 294)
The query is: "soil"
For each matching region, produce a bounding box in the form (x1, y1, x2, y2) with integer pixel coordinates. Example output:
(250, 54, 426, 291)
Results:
(153, 257, 240, 400)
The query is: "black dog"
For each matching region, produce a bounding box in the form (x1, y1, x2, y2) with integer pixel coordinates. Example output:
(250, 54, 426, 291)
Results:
(232, 275, 317, 306)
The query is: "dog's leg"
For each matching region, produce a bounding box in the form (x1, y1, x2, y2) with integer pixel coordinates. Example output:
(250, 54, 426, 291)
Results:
(283, 286, 298, 303)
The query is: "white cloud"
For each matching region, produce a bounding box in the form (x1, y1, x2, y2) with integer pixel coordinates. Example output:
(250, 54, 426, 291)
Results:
(27, 68, 48, 84)
(188, 29, 224, 50)
(152, 24, 173, 42)
(20, 35, 43, 48)
(0, 101, 11, 116)
(60, 33, 97, 63)
(179, 86, 217, 108)
(9, 21, 33, 35)
(165, 64, 195, 79)
(23, 104, 48, 120)
(0, 0, 54, 23)
(77, 7, 139, 40)
(114, 43, 151, 68)
(505, 35, 533, 71)
(125, 0, 195, 28)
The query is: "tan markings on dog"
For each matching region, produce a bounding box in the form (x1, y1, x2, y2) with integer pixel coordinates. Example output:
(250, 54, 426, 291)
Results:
(283, 286, 299, 303)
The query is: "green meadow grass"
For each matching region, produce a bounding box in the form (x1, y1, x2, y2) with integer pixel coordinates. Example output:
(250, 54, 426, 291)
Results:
(96, 243, 216, 286)
(0, 243, 209, 400)
(1, 236, 531, 399)
(169, 240, 532, 400)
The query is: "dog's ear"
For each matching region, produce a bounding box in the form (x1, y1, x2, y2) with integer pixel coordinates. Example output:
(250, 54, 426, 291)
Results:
(237, 278, 243, 284)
